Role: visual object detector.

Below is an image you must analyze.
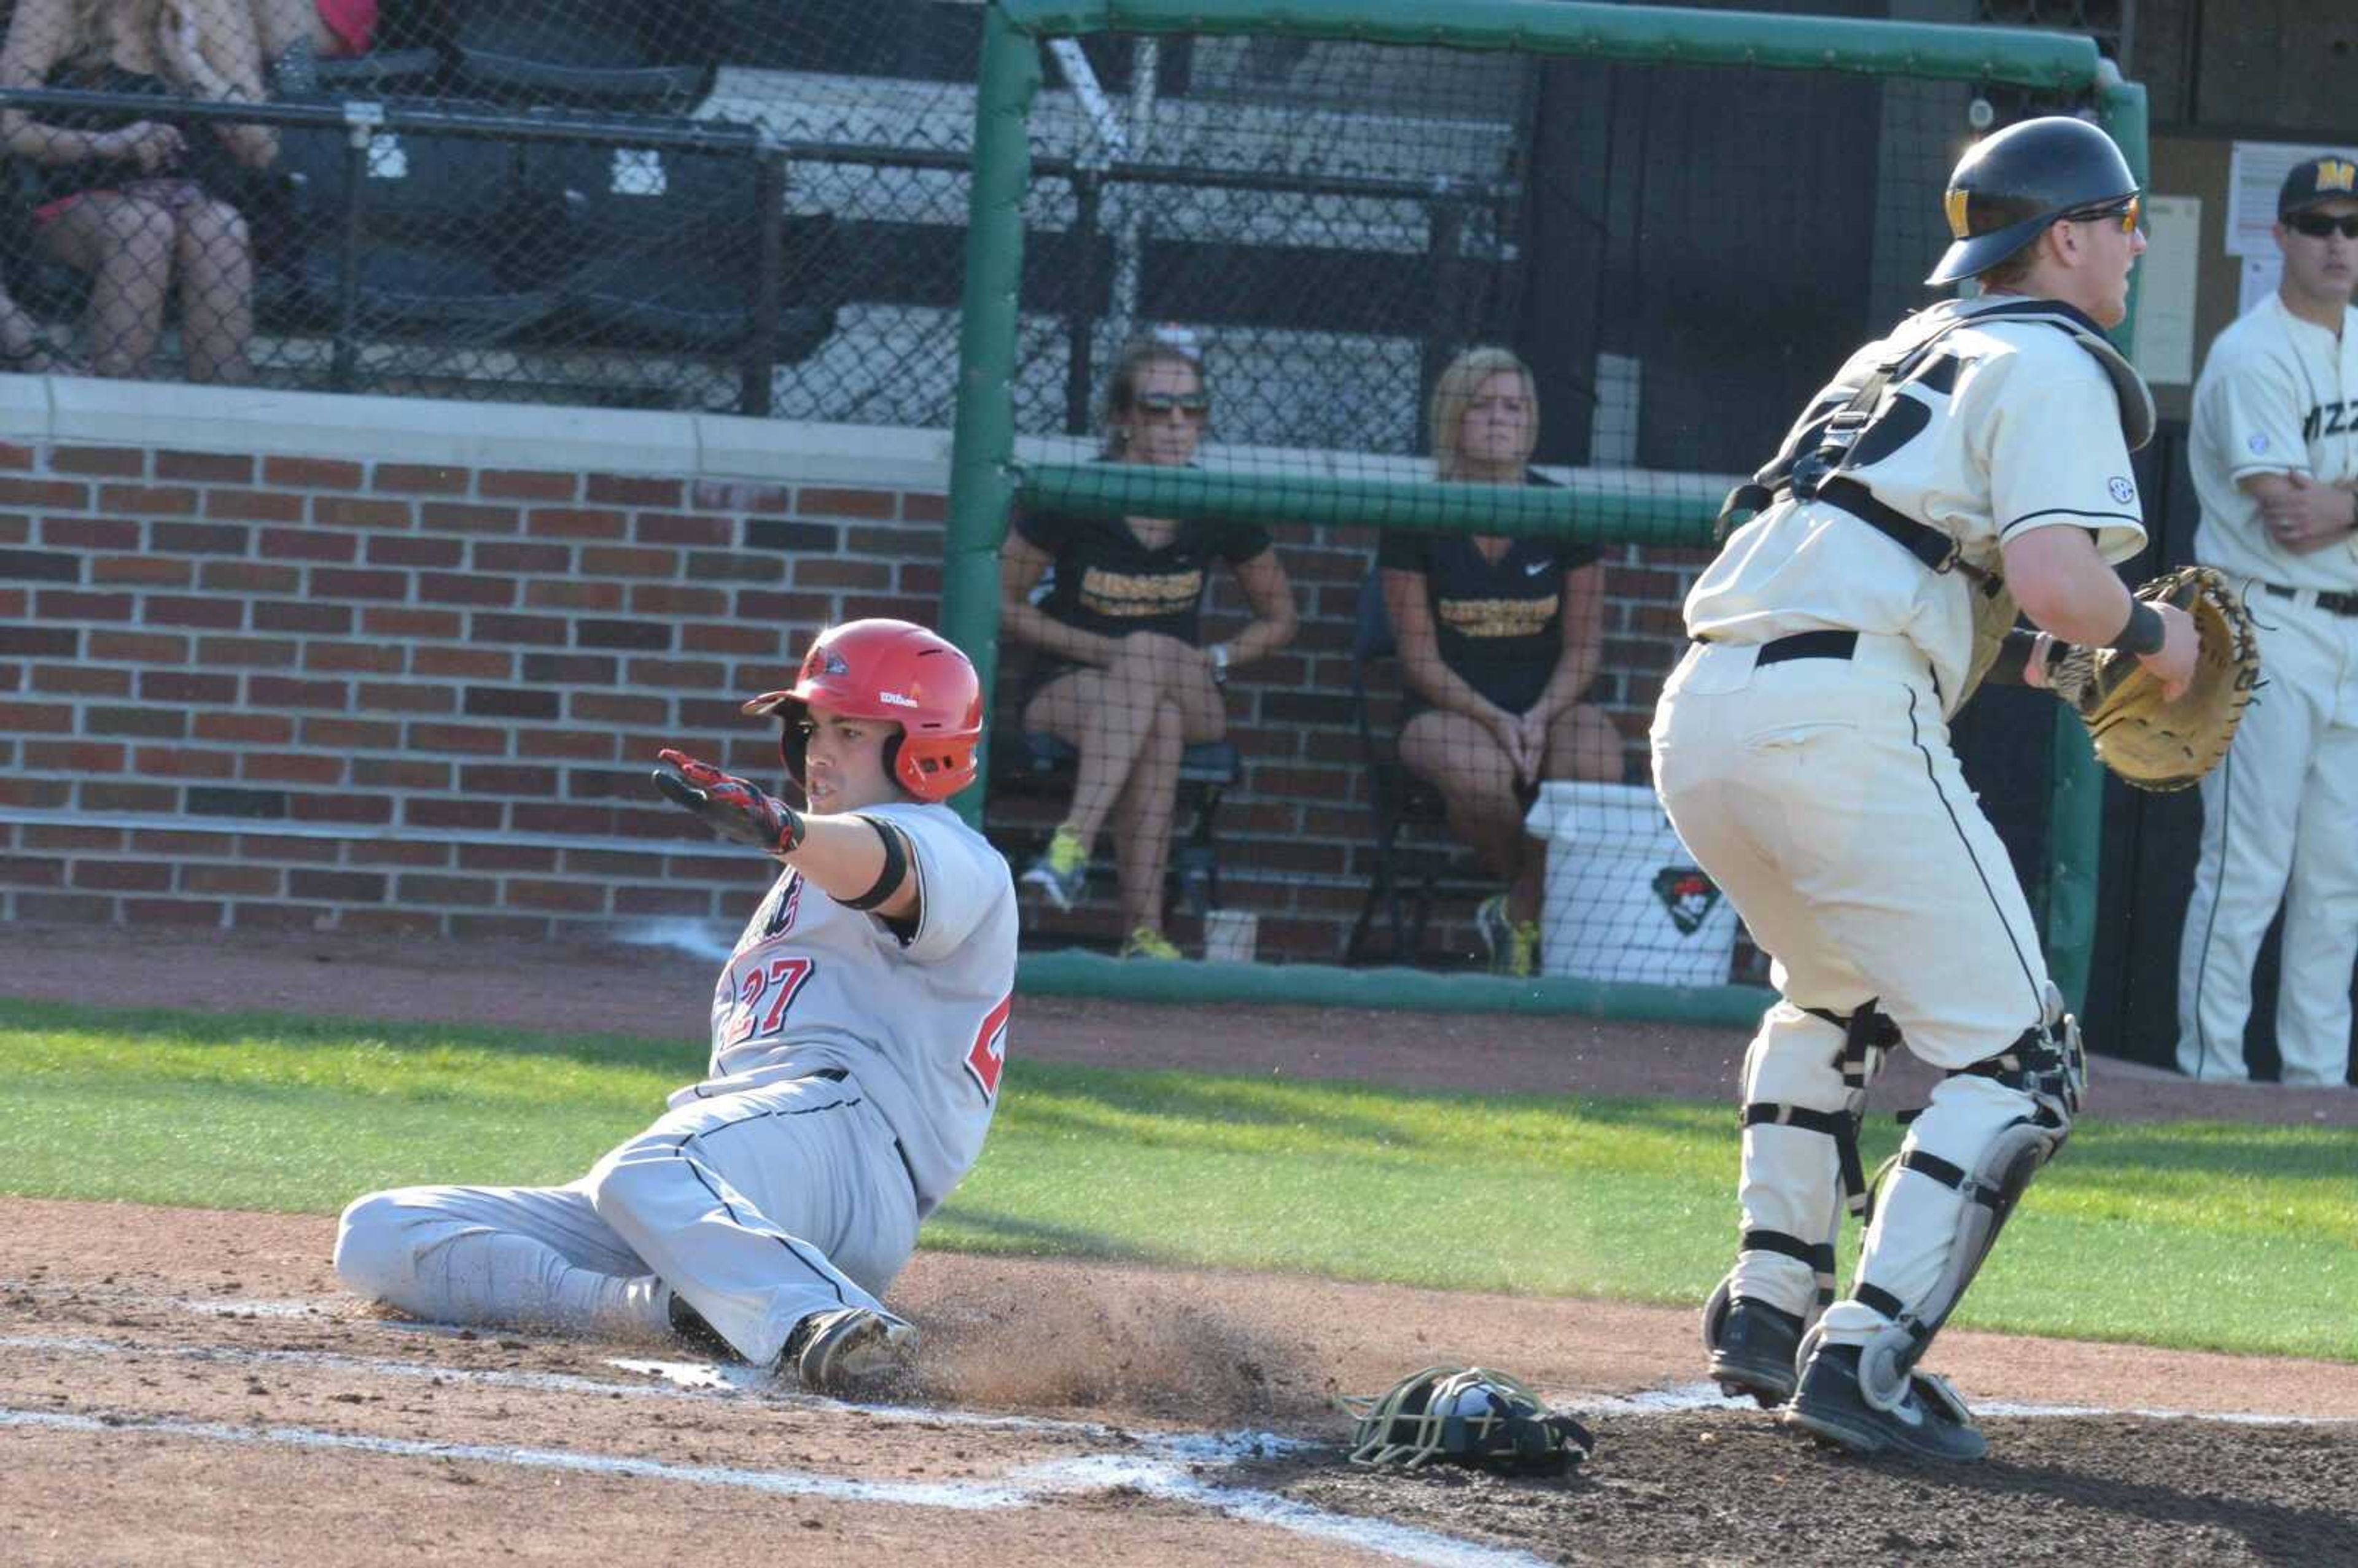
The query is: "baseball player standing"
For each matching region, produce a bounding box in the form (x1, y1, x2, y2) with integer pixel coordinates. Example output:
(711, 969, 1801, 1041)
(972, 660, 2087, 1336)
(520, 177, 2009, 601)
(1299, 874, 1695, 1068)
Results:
(1652, 117, 2195, 1461)
(2177, 155, 2358, 1089)
(335, 619, 1017, 1394)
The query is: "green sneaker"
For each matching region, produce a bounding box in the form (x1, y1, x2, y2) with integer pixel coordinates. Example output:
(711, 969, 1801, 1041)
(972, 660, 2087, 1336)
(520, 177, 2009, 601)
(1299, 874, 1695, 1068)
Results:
(1021, 827, 1089, 912)
(1510, 918, 1539, 979)
(1474, 895, 1538, 978)
(1120, 925, 1185, 961)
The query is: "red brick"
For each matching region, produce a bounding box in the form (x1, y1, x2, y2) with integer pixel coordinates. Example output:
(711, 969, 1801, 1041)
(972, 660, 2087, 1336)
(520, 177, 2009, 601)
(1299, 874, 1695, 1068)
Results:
(795, 486, 897, 520)
(480, 470, 577, 502)
(234, 834, 341, 861)
(302, 718, 401, 749)
(351, 758, 451, 790)
(260, 526, 358, 561)
(396, 874, 496, 906)
(614, 885, 712, 916)
(518, 729, 615, 760)
(375, 464, 470, 494)
(311, 496, 413, 530)
(407, 722, 507, 753)
(88, 631, 187, 661)
(0, 477, 90, 508)
(409, 799, 505, 831)
(157, 451, 252, 483)
(449, 914, 551, 940)
(132, 747, 236, 778)
(0, 588, 21, 619)
(153, 520, 251, 554)
(357, 683, 455, 713)
(634, 513, 733, 547)
(733, 590, 831, 621)
(418, 573, 515, 607)
(0, 442, 32, 469)
(200, 561, 301, 594)
(245, 753, 348, 785)
(311, 568, 409, 600)
(32, 664, 131, 696)
(690, 479, 791, 514)
(626, 659, 727, 689)
(182, 863, 284, 896)
(35, 590, 132, 619)
(289, 869, 387, 902)
(228, 903, 334, 931)
(254, 601, 354, 635)
(89, 556, 193, 587)
(39, 516, 136, 548)
(128, 829, 226, 855)
(98, 484, 200, 515)
(144, 596, 244, 629)
(139, 670, 238, 703)
(900, 562, 942, 594)
(469, 613, 568, 645)
(628, 584, 726, 616)
(471, 541, 570, 573)
(0, 626, 78, 657)
(578, 546, 677, 577)
(458, 842, 557, 872)
(901, 491, 947, 522)
(418, 502, 519, 534)
(50, 445, 144, 478)
(507, 878, 607, 913)
(348, 840, 453, 866)
(586, 474, 682, 507)
(339, 909, 448, 938)
(23, 825, 125, 850)
(461, 764, 558, 795)
(682, 623, 779, 656)
(288, 791, 394, 825)
(247, 675, 348, 708)
(684, 551, 783, 583)
(0, 855, 66, 887)
(79, 781, 176, 812)
(193, 712, 294, 744)
(0, 516, 23, 543)
(794, 558, 890, 589)
(527, 507, 628, 540)
(264, 456, 364, 490)
(519, 653, 616, 684)
(303, 642, 407, 675)
(362, 607, 462, 639)
(524, 580, 622, 611)
(0, 701, 73, 732)
(118, 896, 217, 926)
(0, 777, 71, 807)
(414, 647, 512, 679)
(203, 489, 305, 522)
(569, 692, 667, 724)
(21, 740, 125, 770)
(367, 535, 464, 568)
(195, 635, 299, 668)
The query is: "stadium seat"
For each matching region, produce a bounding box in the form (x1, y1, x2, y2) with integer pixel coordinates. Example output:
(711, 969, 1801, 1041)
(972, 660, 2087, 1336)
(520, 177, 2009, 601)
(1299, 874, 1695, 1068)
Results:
(452, 0, 712, 111)
(1342, 566, 1450, 966)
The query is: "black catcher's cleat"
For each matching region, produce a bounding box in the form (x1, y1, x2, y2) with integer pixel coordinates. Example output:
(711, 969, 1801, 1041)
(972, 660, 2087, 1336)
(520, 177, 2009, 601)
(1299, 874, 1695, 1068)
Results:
(1708, 1298, 1805, 1408)
(1783, 1342, 1988, 1462)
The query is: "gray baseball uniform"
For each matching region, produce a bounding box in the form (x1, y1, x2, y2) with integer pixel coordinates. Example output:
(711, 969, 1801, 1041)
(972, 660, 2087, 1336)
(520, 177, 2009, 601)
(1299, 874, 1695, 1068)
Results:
(2178, 292, 2358, 1085)
(333, 802, 1017, 1365)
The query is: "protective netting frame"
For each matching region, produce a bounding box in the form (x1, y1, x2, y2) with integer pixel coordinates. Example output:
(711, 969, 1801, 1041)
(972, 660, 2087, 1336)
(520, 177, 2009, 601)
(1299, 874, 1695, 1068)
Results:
(944, 0, 2149, 1019)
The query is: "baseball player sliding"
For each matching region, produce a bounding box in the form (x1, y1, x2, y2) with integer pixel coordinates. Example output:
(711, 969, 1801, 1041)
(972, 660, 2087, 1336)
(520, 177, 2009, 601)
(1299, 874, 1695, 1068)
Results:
(335, 619, 1017, 1394)
(2178, 155, 2358, 1089)
(1652, 118, 2197, 1461)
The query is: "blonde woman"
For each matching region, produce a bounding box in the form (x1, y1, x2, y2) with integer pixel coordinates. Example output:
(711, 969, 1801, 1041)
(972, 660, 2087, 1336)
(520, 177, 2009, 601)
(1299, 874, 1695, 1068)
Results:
(1379, 346, 1621, 976)
(999, 333, 1299, 958)
(1, 0, 276, 381)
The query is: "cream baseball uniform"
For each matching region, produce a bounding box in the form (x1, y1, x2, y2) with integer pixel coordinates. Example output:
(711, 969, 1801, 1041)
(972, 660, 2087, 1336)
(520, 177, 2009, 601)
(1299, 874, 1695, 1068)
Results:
(334, 801, 1017, 1364)
(1652, 295, 2145, 1340)
(2178, 293, 2358, 1086)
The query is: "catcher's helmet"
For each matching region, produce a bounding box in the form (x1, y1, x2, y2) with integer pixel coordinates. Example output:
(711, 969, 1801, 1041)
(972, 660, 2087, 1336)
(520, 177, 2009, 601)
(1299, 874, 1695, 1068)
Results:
(1926, 115, 2138, 285)
(743, 619, 983, 802)
(1337, 1365, 1594, 1475)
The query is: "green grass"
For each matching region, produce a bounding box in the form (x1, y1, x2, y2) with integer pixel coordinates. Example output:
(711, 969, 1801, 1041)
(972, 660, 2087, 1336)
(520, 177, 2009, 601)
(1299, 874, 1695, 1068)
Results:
(2, 997, 2349, 1362)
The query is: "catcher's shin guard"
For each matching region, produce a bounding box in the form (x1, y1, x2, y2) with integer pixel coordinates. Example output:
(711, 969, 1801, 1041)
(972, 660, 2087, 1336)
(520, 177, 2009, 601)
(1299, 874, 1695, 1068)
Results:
(1847, 992, 2082, 1412)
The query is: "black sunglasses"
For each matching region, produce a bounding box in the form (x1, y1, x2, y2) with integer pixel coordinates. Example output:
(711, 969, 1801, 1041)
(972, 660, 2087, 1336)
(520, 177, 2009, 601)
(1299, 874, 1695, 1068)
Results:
(2060, 193, 2141, 235)
(2288, 211, 2358, 239)
(1132, 392, 1210, 416)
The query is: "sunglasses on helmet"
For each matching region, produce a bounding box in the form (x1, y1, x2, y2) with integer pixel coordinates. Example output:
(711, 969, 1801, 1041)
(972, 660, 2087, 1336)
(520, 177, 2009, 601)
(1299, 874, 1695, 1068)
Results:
(2288, 211, 2358, 240)
(2060, 193, 2141, 235)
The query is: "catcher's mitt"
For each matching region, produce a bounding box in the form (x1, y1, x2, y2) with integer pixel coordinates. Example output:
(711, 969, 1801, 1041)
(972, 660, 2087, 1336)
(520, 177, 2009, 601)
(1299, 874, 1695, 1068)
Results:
(2048, 565, 2260, 793)
(1337, 1365, 1595, 1475)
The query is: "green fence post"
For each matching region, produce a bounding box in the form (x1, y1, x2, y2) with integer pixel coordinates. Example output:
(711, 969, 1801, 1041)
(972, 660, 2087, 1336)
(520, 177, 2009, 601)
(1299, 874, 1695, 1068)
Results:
(940, 4, 1042, 829)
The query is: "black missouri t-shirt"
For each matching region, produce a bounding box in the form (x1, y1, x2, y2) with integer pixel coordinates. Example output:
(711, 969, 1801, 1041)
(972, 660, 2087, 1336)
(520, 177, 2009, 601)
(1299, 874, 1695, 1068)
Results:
(1376, 473, 1601, 715)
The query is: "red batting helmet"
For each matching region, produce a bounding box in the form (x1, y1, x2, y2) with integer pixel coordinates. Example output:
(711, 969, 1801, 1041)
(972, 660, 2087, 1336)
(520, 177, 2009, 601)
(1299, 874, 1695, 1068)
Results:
(742, 619, 983, 803)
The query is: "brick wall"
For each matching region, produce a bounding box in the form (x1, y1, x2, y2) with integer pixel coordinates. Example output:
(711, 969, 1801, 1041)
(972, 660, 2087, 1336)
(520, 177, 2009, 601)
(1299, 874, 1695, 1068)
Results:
(0, 383, 1703, 960)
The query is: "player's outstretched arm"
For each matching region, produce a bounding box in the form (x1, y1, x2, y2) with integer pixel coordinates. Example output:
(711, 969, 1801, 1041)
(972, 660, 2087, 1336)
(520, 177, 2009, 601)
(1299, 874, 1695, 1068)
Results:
(652, 750, 919, 920)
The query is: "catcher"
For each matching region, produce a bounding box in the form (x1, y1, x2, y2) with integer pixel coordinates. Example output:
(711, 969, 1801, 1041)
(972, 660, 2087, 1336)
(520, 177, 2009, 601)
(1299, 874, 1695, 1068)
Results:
(1652, 118, 2222, 1462)
(334, 619, 1017, 1395)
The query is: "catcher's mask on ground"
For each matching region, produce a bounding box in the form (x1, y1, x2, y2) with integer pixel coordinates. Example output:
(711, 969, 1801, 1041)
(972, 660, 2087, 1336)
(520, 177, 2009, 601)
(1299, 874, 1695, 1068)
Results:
(1337, 1365, 1596, 1475)
(742, 619, 984, 803)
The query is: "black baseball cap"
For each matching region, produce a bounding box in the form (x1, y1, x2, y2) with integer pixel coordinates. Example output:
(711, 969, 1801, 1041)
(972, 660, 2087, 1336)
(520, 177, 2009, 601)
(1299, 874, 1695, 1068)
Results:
(2279, 155, 2358, 217)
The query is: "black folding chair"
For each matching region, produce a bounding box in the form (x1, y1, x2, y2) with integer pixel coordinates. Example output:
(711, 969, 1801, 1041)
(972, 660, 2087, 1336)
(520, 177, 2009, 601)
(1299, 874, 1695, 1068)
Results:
(1343, 567, 1449, 965)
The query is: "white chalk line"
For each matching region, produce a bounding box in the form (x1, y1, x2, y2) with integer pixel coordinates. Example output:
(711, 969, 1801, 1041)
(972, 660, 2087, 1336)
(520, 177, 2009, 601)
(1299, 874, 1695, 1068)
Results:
(0, 1332, 1537, 1568)
(1577, 1378, 2357, 1426)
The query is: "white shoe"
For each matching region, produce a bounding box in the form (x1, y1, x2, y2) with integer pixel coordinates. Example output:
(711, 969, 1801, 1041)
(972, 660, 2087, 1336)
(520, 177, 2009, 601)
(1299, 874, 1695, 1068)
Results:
(783, 1306, 917, 1397)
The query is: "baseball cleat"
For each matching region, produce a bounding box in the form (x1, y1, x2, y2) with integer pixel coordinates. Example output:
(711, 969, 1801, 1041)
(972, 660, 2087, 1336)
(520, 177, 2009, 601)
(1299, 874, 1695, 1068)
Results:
(1782, 1343, 1988, 1462)
(784, 1306, 918, 1397)
(1708, 1298, 1805, 1408)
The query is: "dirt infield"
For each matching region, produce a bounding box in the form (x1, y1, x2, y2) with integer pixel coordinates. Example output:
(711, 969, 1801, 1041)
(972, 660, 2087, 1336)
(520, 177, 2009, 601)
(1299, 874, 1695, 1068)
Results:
(4, 925, 2356, 1564)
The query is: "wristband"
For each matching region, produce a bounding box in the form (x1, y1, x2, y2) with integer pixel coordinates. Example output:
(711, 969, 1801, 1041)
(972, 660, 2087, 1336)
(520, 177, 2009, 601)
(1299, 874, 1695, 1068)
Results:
(2104, 600, 2166, 656)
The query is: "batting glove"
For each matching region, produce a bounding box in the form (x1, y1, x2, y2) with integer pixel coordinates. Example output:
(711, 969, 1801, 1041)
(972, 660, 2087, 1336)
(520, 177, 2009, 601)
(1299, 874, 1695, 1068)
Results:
(652, 748, 806, 854)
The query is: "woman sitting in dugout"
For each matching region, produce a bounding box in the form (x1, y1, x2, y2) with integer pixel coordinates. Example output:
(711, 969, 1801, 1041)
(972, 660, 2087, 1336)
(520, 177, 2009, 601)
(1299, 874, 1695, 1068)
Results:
(1380, 346, 1622, 977)
(998, 331, 1298, 959)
